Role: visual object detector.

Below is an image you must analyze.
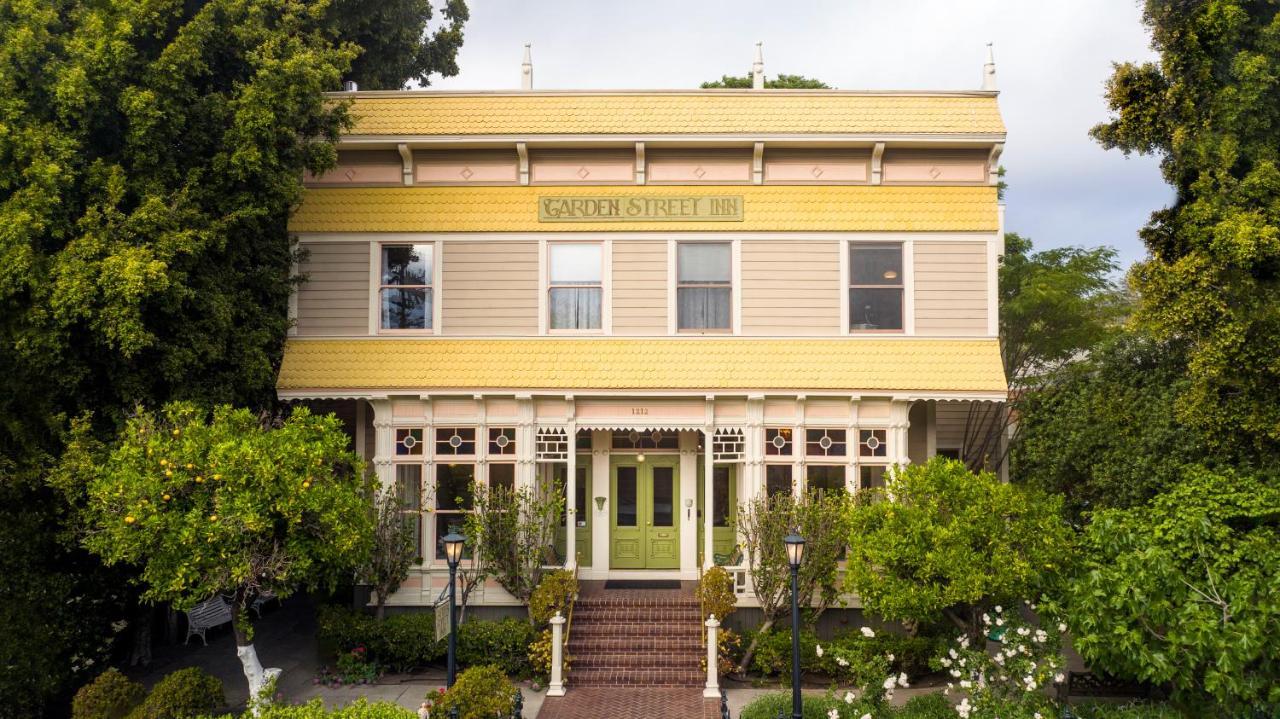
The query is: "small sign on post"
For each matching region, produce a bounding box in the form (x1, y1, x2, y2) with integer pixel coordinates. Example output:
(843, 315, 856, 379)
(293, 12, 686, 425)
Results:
(434, 593, 450, 643)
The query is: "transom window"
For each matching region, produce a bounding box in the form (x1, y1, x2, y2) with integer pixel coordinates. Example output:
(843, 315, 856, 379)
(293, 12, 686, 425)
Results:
(805, 428, 847, 457)
(435, 427, 476, 456)
(549, 243, 602, 330)
(611, 430, 680, 450)
(859, 429, 888, 458)
(488, 428, 516, 455)
(677, 242, 732, 331)
(849, 243, 903, 331)
(380, 244, 433, 331)
(395, 428, 423, 456)
(765, 428, 793, 456)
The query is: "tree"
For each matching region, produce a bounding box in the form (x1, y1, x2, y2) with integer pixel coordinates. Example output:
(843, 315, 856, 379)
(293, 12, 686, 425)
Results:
(701, 74, 831, 89)
(1091, 0, 1280, 460)
(844, 458, 1074, 637)
(328, 0, 469, 89)
(734, 491, 852, 674)
(962, 233, 1126, 472)
(362, 484, 416, 620)
(56, 404, 374, 707)
(1012, 332, 1212, 517)
(1065, 468, 1280, 713)
(464, 481, 563, 620)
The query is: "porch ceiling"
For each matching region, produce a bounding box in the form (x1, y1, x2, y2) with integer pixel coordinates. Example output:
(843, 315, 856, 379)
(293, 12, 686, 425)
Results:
(277, 338, 1007, 395)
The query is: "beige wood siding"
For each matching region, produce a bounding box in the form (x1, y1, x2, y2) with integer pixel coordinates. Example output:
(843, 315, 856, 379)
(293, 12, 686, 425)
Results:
(742, 240, 840, 335)
(914, 241, 989, 336)
(441, 240, 538, 335)
(612, 240, 667, 335)
(295, 241, 370, 336)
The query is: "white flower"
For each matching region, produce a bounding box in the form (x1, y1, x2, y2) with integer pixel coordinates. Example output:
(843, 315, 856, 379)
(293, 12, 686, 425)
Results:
(844, 691, 855, 704)
(828, 709, 839, 719)
(837, 657, 849, 668)
(886, 653, 894, 662)
(981, 613, 991, 625)
(898, 672, 908, 687)
(1035, 713, 1043, 719)
(958, 636, 970, 648)
(1058, 622, 1068, 633)
(958, 657, 966, 667)
(816, 644, 824, 657)
(940, 657, 952, 667)
(995, 605, 1003, 613)
(860, 714, 872, 719)
(948, 648, 958, 659)
(959, 679, 972, 689)
(883, 676, 897, 690)
(949, 669, 961, 678)
(861, 626, 876, 638)
(993, 653, 1005, 665)
(995, 618, 1004, 626)
(957, 698, 972, 719)
(1017, 626, 1030, 636)
(1054, 673, 1066, 684)
(1034, 630, 1048, 643)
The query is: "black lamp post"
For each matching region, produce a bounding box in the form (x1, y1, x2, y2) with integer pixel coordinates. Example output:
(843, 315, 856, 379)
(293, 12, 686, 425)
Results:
(442, 531, 466, 688)
(784, 533, 805, 719)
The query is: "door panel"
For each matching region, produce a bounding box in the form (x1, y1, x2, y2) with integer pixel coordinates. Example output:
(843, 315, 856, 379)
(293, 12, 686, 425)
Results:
(553, 462, 592, 566)
(697, 464, 739, 563)
(611, 464, 644, 568)
(645, 464, 679, 569)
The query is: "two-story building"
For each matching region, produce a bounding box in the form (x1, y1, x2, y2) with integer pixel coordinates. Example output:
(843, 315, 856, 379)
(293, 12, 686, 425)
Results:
(277, 59, 1008, 609)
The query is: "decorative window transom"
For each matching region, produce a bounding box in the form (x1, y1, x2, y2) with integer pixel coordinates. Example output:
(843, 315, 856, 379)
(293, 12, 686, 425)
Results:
(805, 428, 847, 457)
(489, 427, 516, 455)
(395, 428, 423, 456)
(536, 428, 569, 462)
(712, 428, 745, 462)
(859, 429, 888, 458)
(435, 427, 476, 455)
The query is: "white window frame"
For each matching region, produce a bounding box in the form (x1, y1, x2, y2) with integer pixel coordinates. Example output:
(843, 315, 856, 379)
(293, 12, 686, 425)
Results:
(540, 239, 611, 335)
(668, 238, 740, 335)
(841, 238, 913, 336)
(370, 238, 442, 335)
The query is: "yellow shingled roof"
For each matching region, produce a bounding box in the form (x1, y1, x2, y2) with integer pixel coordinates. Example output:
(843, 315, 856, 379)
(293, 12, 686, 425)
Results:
(339, 91, 1006, 136)
(277, 338, 1008, 394)
(288, 185, 998, 233)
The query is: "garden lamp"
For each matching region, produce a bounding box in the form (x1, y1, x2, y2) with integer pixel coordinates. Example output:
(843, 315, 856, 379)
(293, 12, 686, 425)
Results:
(783, 532, 805, 719)
(441, 531, 465, 688)
(784, 533, 805, 568)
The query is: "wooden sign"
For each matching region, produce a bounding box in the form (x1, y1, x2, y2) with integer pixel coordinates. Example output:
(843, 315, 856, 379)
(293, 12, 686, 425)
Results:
(538, 195, 744, 222)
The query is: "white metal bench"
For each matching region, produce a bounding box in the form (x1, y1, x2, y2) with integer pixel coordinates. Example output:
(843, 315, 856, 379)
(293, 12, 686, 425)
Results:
(185, 595, 233, 645)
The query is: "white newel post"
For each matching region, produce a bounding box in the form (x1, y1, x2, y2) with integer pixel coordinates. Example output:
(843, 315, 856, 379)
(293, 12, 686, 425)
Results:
(548, 612, 566, 697)
(703, 614, 720, 698)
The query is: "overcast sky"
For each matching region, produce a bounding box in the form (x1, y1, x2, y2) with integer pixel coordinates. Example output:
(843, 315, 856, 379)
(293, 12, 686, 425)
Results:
(427, 0, 1172, 270)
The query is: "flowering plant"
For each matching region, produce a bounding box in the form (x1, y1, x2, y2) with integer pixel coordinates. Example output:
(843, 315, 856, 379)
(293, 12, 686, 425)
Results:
(937, 603, 1068, 718)
(815, 626, 907, 712)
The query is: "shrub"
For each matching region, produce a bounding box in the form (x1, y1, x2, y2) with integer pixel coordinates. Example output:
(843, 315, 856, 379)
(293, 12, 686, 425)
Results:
(896, 692, 954, 719)
(1069, 702, 1186, 719)
(135, 667, 224, 719)
(72, 668, 145, 719)
(198, 698, 417, 718)
(738, 691, 871, 719)
(702, 628, 742, 677)
(375, 612, 444, 672)
(316, 605, 374, 657)
(746, 627, 819, 678)
(458, 617, 535, 677)
(528, 569, 577, 626)
(696, 566, 737, 622)
(427, 665, 515, 719)
(815, 630, 945, 683)
(527, 628, 555, 681)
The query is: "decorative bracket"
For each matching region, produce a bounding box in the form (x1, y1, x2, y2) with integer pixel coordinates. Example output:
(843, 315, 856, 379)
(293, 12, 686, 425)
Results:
(635, 142, 646, 185)
(752, 142, 764, 184)
(517, 142, 529, 186)
(397, 144, 413, 186)
(871, 142, 885, 185)
(987, 143, 1004, 186)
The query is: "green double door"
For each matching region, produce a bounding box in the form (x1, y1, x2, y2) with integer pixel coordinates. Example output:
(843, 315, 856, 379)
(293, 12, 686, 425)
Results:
(609, 456, 680, 569)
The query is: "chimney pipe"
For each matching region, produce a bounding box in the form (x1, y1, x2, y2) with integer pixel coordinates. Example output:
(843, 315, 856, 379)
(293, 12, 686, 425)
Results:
(752, 42, 764, 89)
(521, 43, 533, 90)
(981, 43, 997, 91)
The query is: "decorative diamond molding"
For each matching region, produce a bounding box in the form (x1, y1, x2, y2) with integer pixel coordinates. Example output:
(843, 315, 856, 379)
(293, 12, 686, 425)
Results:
(810, 166, 824, 178)
(459, 167, 474, 180)
(577, 166, 591, 179)
(693, 166, 707, 179)
(344, 168, 357, 181)
(928, 166, 943, 179)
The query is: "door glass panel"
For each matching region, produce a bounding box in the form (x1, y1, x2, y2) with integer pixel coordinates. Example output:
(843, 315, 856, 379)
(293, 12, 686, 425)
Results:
(712, 467, 730, 527)
(652, 466, 674, 527)
(616, 466, 637, 527)
(575, 466, 589, 527)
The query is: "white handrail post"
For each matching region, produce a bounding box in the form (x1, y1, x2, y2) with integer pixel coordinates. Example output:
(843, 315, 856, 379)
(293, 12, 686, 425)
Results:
(703, 614, 721, 698)
(548, 612, 566, 697)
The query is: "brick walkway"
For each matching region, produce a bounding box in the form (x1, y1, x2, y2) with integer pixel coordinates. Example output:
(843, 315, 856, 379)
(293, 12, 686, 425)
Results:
(537, 688, 720, 719)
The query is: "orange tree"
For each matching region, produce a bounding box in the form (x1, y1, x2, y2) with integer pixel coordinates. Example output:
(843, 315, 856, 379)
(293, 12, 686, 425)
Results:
(58, 403, 373, 708)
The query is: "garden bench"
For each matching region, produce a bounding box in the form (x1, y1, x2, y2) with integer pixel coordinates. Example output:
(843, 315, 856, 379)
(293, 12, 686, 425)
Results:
(184, 594, 233, 645)
(250, 590, 277, 618)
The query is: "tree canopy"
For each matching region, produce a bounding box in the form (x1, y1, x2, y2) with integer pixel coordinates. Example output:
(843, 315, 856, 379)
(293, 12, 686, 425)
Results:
(1091, 0, 1280, 460)
(329, 0, 468, 89)
(701, 74, 831, 89)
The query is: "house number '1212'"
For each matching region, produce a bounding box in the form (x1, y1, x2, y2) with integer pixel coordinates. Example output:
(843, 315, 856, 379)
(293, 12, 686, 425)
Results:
(631, 408, 649, 416)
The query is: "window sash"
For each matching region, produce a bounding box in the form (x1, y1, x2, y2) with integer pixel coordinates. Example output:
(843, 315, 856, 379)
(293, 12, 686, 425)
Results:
(849, 243, 903, 332)
(549, 286, 602, 330)
(677, 242, 732, 330)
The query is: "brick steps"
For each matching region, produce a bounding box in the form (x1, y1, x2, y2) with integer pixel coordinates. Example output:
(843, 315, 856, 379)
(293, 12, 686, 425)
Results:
(568, 588, 705, 688)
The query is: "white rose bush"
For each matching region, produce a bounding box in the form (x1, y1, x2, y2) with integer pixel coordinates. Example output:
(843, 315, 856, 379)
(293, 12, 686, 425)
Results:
(937, 604, 1069, 718)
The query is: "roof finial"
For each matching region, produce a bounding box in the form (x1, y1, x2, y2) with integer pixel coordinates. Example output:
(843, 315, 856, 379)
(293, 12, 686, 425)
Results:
(521, 43, 533, 90)
(982, 42, 997, 91)
(752, 42, 764, 90)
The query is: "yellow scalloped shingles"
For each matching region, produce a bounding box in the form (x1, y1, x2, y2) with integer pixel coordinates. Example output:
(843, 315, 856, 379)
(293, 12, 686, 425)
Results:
(341, 93, 1005, 136)
(288, 185, 998, 233)
(277, 339, 1007, 394)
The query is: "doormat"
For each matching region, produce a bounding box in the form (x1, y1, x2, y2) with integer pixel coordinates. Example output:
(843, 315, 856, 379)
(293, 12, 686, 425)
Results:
(603, 580, 681, 590)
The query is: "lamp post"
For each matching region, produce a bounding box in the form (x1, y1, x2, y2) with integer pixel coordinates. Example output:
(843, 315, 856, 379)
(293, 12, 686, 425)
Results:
(784, 533, 805, 719)
(442, 531, 466, 688)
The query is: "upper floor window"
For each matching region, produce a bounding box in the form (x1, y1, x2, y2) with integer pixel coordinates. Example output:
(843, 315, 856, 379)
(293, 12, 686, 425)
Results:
(677, 242, 731, 331)
(549, 243, 602, 330)
(381, 244, 433, 331)
(849, 243, 903, 331)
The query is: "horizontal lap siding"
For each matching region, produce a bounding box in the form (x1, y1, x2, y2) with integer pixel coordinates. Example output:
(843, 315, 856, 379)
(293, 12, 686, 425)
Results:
(742, 240, 840, 335)
(296, 242, 369, 336)
(442, 241, 538, 335)
(612, 240, 667, 335)
(913, 241, 988, 335)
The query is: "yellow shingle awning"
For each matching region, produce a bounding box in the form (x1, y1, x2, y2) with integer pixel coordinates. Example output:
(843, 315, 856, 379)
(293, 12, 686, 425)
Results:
(277, 338, 1008, 396)
(288, 185, 998, 233)
(337, 91, 1006, 137)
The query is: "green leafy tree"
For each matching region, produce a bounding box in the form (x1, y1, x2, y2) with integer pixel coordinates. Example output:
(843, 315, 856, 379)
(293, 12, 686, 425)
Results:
(962, 232, 1126, 472)
(701, 74, 831, 89)
(1012, 333, 1211, 517)
(1065, 468, 1280, 713)
(328, 0, 468, 89)
(734, 491, 852, 674)
(464, 481, 563, 620)
(56, 404, 374, 707)
(1091, 0, 1280, 459)
(845, 458, 1074, 636)
(361, 483, 416, 620)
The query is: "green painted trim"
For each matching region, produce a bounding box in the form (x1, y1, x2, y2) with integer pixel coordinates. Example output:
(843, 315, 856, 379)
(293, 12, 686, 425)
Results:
(608, 454, 681, 569)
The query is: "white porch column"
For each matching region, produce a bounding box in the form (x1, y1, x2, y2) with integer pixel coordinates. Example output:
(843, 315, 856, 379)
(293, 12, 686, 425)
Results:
(565, 422, 577, 569)
(703, 614, 721, 698)
(369, 399, 394, 492)
(746, 395, 765, 501)
(890, 399, 912, 467)
(515, 395, 536, 492)
(703, 426, 716, 570)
